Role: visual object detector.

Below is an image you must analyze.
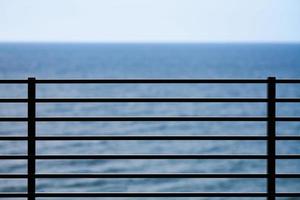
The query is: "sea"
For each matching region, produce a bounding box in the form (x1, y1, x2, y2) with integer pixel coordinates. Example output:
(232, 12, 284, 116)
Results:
(0, 43, 300, 200)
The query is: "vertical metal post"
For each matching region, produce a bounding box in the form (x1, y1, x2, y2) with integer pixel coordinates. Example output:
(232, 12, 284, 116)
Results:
(267, 77, 276, 200)
(28, 77, 36, 200)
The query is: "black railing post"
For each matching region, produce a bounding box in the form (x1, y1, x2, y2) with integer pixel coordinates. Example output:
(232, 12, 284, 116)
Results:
(28, 77, 36, 200)
(267, 77, 276, 200)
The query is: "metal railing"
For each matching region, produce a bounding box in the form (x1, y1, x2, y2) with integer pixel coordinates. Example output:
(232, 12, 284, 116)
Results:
(0, 77, 300, 200)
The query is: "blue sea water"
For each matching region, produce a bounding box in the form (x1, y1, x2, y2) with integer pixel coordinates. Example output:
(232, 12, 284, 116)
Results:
(0, 43, 300, 200)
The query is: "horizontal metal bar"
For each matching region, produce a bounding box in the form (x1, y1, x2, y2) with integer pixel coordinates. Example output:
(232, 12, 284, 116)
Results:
(0, 155, 27, 159)
(2, 135, 300, 141)
(1, 98, 299, 103)
(2, 154, 299, 160)
(35, 192, 300, 198)
(276, 174, 300, 178)
(276, 98, 300, 102)
(0, 117, 27, 122)
(35, 192, 270, 197)
(34, 135, 268, 140)
(276, 117, 300, 121)
(35, 79, 269, 84)
(0, 193, 27, 198)
(36, 98, 267, 103)
(35, 116, 267, 122)
(35, 154, 268, 159)
(276, 154, 300, 159)
(0, 80, 27, 84)
(0, 79, 299, 84)
(276, 79, 300, 84)
(1, 116, 299, 122)
(276, 135, 300, 140)
(0, 99, 27, 103)
(276, 193, 300, 197)
(0, 136, 28, 140)
(34, 154, 295, 159)
(1, 173, 299, 179)
(0, 192, 300, 198)
(0, 174, 27, 178)
(34, 173, 267, 178)
(1, 98, 300, 103)
(32, 173, 300, 179)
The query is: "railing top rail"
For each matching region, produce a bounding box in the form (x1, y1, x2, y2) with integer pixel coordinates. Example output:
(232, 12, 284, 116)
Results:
(1, 78, 300, 84)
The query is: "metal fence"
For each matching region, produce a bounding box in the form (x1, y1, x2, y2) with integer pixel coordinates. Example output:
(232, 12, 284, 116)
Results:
(0, 77, 300, 200)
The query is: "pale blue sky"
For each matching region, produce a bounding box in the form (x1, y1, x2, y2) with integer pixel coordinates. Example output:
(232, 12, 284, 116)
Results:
(0, 0, 299, 43)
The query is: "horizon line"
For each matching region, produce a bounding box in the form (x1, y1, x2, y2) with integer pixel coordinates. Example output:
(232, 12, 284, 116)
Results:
(0, 41, 300, 45)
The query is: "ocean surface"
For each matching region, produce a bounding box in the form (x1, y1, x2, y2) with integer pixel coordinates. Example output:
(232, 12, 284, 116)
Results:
(0, 43, 300, 200)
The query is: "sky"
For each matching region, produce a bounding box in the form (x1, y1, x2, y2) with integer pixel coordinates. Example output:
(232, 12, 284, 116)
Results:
(0, 0, 299, 43)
